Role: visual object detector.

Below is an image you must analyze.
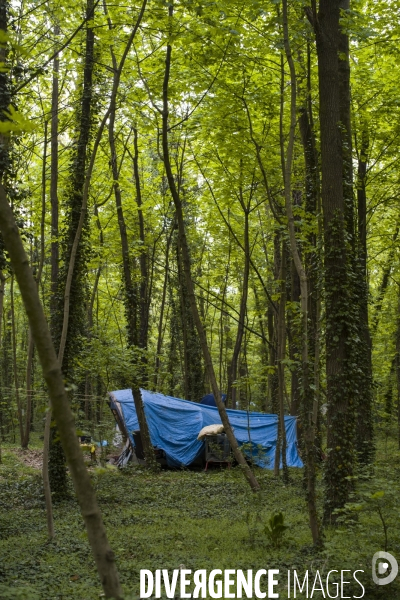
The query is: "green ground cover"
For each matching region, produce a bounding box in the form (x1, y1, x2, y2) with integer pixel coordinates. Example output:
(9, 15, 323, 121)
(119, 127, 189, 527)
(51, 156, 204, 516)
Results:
(0, 437, 400, 599)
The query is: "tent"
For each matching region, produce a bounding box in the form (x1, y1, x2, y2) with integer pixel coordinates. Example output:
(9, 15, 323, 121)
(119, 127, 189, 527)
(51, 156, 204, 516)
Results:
(200, 393, 227, 406)
(108, 388, 303, 469)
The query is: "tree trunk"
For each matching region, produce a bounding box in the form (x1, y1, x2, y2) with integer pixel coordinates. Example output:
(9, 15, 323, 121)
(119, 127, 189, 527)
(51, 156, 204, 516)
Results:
(371, 225, 399, 335)
(50, 22, 59, 338)
(283, 0, 319, 541)
(396, 288, 400, 450)
(288, 212, 301, 419)
(10, 275, 24, 445)
(107, 65, 156, 471)
(0, 0, 10, 184)
(226, 208, 250, 410)
(50, 0, 97, 501)
(312, 0, 356, 523)
(43, 25, 60, 538)
(133, 128, 149, 356)
(253, 283, 269, 408)
(161, 4, 259, 491)
(338, 0, 354, 238)
(175, 236, 203, 401)
(355, 122, 374, 464)
(42, 409, 55, 540)
(0, 182, 123, 599)
(274, 240, 288, 482)
(154, 229, 172, 388)
(23, 121, 48, 449)
(0, 271, 5, 349)
(269, 233, 280, 415)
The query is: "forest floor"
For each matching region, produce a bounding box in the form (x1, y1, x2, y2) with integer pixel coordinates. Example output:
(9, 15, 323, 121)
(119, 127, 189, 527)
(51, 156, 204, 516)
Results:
(0, 435, 400, 599)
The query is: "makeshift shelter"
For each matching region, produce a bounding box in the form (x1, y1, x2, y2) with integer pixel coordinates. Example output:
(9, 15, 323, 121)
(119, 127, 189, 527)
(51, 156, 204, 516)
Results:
(108, 388, 303, 469)
(200, 393, 226, 407)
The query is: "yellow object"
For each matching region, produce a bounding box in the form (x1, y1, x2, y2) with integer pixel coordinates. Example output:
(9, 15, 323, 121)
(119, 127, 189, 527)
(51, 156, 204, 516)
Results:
(80, 443, 96, 455)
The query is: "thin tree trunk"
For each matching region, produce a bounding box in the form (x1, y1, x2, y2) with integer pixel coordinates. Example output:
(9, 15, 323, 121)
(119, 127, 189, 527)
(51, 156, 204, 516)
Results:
(10, 276, 23, 445)
(338, 0, 354, 238)
(44, 23, 59, 538)
(371, 225, 399, 335)
(57, 0, 96, 369)
(268, 233, 280, 415)
(253, 283, 269, 407)
(288, 207, 301, 419)
(42, 409, 54, 540)
(396, 287, 400, 450)
(0, 182, 123, 599)
(154, 229, 172, 388)
(176, 239, 190, 400)
(133, 128, 149, 355)
(282, 0, 319, 542)
(219, 238, 231, 393)
(50, 22, 59, 338)
(106, 28, 156, 469)
(355, 121, 374, 463)
(226, 208, 250, 410)
(299, 42, 322, 461)
(161, 4, 259, 491)
(0, 0, 10, 185)
(274, 240, 288, 481)
(23, 121, 48, 449)
(0, 271, 5, 348)
(57, 0, 148, 368)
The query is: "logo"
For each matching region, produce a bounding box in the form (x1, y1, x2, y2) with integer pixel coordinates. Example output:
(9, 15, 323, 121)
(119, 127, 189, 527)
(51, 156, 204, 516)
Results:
(372, 551, 398, 586)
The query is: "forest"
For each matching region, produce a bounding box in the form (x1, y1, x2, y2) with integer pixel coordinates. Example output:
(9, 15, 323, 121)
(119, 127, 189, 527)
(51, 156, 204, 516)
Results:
(0, 0, 400, 598)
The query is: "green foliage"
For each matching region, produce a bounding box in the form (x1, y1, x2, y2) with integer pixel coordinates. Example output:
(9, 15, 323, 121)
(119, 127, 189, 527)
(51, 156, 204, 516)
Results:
(2, 436, 400, 598)
(0, 105, 34, 134)
(264, 511, 289, 549)
(335, 465, 399, 552)
(1, 1, 400, 594)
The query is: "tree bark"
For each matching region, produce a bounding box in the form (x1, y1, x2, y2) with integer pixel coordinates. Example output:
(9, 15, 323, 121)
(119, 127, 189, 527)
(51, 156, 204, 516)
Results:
(50, 0, 97, 501)
(313, 0, 356, 523)
(133, 128, 149, 355)
(269, 233, 280, 415)
(253, 283, 269, 408)
(0, 0, 10, 184)
(50, 22, 59, 338)
(282, 0, 320, 541)
(0, 182, 123, 599)
(355, 121, 374, 463)
(175, 234, 203, 401)
(10, 275, 24, 445)
(154, 228, 172, 388)
(371, 225, 399, 335)
(43, 23, 60, 537)
(338, 0, 354, 239)
(42, 409, 55, 540)
(0, 271, 5, 350)
(274, 240, 288, 482)
(396, 288, 400, 450)
(226, 207, 250, 410)
(23, 121, 48, 449)
(105, 11, 156, 468)
(161, 4, 259, 491)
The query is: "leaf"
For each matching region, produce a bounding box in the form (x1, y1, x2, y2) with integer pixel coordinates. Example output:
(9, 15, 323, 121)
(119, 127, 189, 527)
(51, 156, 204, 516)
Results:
(0, 105, 35, 135)
(371, 491, 385, 499)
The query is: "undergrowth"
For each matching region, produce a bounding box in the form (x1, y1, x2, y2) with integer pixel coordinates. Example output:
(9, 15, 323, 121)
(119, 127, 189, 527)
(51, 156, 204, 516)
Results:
(0, 435, 399, 599)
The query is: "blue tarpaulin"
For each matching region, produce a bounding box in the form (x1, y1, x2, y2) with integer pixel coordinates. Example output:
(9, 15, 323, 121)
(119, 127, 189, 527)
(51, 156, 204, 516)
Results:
(109, 388, 303, 469)
(200, 393, 227, 406)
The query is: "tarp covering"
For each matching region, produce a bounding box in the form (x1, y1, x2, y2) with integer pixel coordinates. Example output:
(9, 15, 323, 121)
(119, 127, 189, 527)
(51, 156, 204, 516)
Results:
(109, 388, 303, 469)
(200, 393, 226, 406)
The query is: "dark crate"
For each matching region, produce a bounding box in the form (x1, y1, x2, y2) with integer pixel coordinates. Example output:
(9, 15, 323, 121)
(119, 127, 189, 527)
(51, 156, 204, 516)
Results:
(204, 434, 231, 463)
